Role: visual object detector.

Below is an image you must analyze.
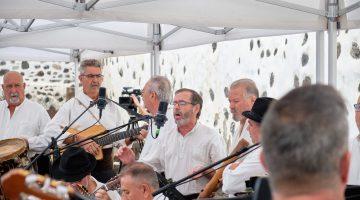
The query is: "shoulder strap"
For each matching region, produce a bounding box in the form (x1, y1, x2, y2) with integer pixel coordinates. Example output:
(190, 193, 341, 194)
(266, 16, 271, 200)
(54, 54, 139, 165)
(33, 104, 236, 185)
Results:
(74, 97, 103, 126)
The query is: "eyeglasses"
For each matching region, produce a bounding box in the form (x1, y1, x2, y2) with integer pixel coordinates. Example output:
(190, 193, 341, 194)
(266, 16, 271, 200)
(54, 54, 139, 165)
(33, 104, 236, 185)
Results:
(81, 74, 103, 79)
(355, 103, 360, 112)
(171, 100, 194, 107)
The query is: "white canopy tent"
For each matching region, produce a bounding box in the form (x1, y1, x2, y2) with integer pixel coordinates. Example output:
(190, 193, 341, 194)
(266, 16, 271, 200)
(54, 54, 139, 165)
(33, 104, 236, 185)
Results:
(1, 0, 360, 87)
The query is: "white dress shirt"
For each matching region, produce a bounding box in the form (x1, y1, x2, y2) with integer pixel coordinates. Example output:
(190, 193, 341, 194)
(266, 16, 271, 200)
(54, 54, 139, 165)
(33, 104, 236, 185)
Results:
(139, 108, 176, 161)
(0, 99, 50, 157)
(228, 120, 252, 154)
(141, 122, 227, 195)
(222, 146, 267, 196)
(36, 91, 123, 152)
(348, 135, 360, 185)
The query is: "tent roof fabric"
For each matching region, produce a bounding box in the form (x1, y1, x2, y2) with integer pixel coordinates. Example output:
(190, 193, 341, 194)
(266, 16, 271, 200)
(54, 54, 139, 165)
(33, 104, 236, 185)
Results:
(0, 0, 359, 61)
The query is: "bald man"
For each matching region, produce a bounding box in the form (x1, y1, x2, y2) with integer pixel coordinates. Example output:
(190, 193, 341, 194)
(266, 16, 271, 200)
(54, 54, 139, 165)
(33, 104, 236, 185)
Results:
(0, 71, 51, 172)
(348, 95, 360, 185)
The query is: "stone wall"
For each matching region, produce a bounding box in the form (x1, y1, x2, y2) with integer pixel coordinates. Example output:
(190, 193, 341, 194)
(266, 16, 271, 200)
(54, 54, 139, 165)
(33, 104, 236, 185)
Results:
(1, 30, 359, 143)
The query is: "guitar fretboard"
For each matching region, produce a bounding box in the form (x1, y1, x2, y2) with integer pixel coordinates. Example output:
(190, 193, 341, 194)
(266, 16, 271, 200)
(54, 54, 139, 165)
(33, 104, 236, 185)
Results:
(94, 126, 147, 146)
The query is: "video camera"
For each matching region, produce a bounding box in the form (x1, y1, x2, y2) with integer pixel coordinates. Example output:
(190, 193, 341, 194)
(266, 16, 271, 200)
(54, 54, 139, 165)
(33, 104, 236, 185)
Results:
(119, 87, 141, 112)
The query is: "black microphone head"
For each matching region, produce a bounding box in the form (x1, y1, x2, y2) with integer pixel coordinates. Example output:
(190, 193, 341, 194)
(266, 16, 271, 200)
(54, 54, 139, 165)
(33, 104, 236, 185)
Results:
(155, 101, 168, 129)
(157, 101, 168, 115)
(98, 87, 107, 110)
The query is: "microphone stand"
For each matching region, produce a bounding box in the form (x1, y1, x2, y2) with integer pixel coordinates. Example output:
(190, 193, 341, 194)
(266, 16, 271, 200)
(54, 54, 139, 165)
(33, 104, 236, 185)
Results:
(25, 101, 98, 170)
(152, 143, 261, 197)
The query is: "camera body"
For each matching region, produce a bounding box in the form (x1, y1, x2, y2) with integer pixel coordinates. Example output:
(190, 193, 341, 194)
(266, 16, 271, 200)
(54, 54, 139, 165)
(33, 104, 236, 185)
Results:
(119, 87, 141, 111)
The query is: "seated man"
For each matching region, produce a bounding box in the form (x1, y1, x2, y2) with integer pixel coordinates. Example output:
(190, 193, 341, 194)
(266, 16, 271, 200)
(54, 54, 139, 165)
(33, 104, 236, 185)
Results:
(348, 95, 360, 185)
(96, 162, 164, 200)
(260, 85, 350, 200)
(52, 147, 120, 200)
(0, 71, 51, 174)
(222, 97, 275, 196)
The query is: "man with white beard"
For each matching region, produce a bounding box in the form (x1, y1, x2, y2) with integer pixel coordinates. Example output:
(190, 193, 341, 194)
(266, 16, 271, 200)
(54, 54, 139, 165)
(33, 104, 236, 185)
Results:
(0, 71, 51, 173)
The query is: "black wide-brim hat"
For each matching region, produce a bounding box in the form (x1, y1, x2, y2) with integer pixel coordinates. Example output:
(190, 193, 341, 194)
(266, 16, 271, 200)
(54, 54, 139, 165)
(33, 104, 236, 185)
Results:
(51, 147, 96, 182)
(242, 97, 275, 123)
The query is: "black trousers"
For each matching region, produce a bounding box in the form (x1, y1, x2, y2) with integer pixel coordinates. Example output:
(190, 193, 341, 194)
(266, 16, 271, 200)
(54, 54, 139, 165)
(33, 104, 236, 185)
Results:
(91, 148, 115, 183)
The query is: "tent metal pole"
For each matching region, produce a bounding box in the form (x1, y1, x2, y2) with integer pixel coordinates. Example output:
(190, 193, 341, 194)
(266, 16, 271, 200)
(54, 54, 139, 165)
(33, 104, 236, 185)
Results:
(327, 0, 338, 87)
(151, 24, 161, 76)
(316, 31, 325, 84)
(71, 49, 80, 95)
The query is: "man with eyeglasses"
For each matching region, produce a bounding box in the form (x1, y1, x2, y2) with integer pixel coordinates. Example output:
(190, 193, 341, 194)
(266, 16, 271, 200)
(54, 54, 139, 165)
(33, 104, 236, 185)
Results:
(132, 88, 227, 196)
(42, 59, 124, 182)
(348, 95, 360, 185)
(0, 71, 51, 174)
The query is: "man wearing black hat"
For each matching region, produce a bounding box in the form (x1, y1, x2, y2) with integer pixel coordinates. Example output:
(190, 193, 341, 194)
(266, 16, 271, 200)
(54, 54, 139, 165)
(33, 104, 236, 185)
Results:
(52, 147, 120, 200)
(222, 97, 275, 196)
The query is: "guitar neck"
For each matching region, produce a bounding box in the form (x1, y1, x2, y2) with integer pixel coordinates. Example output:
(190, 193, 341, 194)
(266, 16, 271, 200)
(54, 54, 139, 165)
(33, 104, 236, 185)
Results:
(94, 126, 146, 147)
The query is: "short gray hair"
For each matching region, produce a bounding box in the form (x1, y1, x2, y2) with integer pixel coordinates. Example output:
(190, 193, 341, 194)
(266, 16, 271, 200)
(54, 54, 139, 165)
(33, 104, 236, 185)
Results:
(261, 84, 348, 194)
(146, 76, 172, 103)
(120, 162, 159, 190)
(79, 59, 102, 74)
(230, 78, 259, 98)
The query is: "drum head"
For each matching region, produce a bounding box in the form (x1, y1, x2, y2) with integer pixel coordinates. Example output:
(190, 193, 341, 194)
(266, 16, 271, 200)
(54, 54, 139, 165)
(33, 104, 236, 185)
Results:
(0, 138, 27, 162)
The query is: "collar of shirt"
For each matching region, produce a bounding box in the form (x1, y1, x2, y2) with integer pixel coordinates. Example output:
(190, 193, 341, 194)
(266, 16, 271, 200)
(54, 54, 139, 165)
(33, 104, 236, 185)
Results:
(7, 98, 28, 115)
(76, 91, 97, 107)
(177, 121, 200, 137)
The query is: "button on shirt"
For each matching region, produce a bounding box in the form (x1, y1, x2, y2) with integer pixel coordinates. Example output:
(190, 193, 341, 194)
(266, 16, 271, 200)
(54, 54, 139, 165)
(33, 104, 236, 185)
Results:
(222, 146, 267, 196)
(37, 91, 123, 151)
(142, 122, 227, 195)
(0, 99, 50, 157)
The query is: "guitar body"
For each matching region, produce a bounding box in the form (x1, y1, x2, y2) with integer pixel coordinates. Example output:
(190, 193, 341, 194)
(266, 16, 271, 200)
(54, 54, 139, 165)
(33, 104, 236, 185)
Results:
(67, 125, 106, 160)
(198, 139, 249, 198)
(1, 169, 77, 200)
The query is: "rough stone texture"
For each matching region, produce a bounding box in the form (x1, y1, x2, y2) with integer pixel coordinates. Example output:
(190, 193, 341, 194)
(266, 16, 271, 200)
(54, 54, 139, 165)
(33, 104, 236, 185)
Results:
(1, 30, 359, 148)
(351, 42, 360, 59)
(301, 53, 309, 66)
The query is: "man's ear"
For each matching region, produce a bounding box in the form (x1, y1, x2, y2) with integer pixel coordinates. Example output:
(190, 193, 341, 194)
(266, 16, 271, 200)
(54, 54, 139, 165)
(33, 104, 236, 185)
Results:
(23, 82, 26, 90)
(141, 183, 152, 198)
(193, 104, 200, 116)
(340, 151, 351, 184)
(260, 150, 269, 173)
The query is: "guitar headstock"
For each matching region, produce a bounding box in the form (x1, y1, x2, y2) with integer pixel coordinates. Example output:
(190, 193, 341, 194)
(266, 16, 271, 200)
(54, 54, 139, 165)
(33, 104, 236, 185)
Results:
(105, 175, 121, 191)
(1, 169, 83, 200)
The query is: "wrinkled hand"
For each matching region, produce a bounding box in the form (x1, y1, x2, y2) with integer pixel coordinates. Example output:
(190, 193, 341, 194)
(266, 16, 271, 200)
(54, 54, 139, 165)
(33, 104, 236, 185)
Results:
(190, 165, 205, 179)
(136, 129, 148, 140)
(229, 162, 241, 170)
(131, 94, 150, 115)
(115, 146, 135, 165)
(76, 135, 101, 156)
(95, 189, 111, 200)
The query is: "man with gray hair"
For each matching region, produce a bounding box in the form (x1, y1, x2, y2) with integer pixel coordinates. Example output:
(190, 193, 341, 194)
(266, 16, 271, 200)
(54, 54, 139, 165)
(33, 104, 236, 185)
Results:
(260, 85, 350, 200)
(95, 162, 164, 200)
(116, 76, 175, 163)
(228, 78, 258, 152)
(43, 59, 124, 182)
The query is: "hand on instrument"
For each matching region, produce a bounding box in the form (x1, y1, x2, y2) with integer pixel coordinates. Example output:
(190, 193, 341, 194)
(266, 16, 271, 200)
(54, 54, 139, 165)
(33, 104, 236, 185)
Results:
(95, 189, 111, 200)
(131, 94, 150, 115)
(136, 129, 148, 140)
(190, 165, 205, 179)
(76, 135, 101, 156)
(115, 146, 135, 165)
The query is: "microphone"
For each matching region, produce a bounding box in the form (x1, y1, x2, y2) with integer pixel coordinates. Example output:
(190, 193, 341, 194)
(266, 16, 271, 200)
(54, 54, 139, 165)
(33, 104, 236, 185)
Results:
(154, 101, 168, 138)
(97, 87, 107, 119)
